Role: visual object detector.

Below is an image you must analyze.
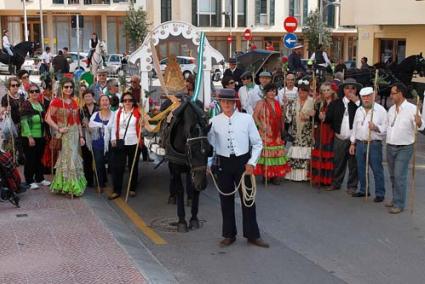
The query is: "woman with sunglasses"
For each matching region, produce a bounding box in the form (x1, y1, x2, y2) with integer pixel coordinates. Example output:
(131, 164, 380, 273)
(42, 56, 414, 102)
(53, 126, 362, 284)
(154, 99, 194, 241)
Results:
(253, 83, 291, 185)
(310, 82, 337, 187)
(1, 77, 26, 164)
(20, 84, 51, 190)
(89, 95, 113, 192)
(45, 78, 87, 197)
(285, 79, 315, 181)
(109, 92, 143, 200)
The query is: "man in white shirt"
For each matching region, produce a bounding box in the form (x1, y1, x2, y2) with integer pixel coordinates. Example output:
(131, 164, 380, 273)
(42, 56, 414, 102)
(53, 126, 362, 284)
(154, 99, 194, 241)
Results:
(208, 89, 268, 248)
(385, 83, 425, 214)
(40, 46, 52, 74)
(238, 71, 262, 114)
(325, 78, 362, 193)
(310, 44, 332, 68)
(349, 87, 387, 202)
(2, 30, 13, 56)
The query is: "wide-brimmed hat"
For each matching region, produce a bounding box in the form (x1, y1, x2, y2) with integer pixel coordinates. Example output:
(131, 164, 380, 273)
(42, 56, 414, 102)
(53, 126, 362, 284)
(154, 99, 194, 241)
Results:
(228, 57, 237, 64)
(217, 88, 239, 101)
(240, 71, 253, 80)
(340, 78, 363, 90)
(259, 71, 272, 78)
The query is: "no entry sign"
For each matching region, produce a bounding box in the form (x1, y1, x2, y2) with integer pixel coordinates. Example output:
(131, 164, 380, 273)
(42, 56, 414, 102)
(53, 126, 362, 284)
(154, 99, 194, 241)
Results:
(284, 16, 298, 33)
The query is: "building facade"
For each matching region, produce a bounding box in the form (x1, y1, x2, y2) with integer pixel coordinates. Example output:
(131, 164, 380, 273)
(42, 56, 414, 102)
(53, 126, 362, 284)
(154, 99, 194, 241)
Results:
(148, 0, 357, 62)
(0, 0, 146, 54)
(341, 0, 425, 66)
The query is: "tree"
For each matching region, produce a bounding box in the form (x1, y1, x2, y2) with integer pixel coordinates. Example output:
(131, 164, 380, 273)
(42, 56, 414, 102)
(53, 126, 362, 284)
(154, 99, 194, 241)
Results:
(302, 9, 332, 54)
(124, 1, 150, 52)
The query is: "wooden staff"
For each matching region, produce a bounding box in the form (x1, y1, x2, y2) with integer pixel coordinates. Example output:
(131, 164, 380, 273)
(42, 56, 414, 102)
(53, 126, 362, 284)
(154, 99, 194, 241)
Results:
(365, 69, 379, 201)
(317, 100, 324, 191)
(310, 71, 317, 187)
(5, 80, 16, 165)
(125, 89, 145, 203)
(409, 95, 421, 214)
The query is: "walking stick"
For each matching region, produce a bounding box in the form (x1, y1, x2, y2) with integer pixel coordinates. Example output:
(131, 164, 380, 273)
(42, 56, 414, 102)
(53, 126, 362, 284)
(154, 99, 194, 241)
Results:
(409, 95, 421, 214)
(317, 101, 324, 191)
(125, 91, 145, 203)
(5, 78, 16, 164)
(365, 70, 379, 201)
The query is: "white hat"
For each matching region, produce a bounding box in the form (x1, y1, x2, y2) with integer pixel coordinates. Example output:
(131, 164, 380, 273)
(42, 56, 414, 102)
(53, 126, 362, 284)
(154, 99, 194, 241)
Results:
(293, 45, 303, 49)
(359, 87, 374, 96)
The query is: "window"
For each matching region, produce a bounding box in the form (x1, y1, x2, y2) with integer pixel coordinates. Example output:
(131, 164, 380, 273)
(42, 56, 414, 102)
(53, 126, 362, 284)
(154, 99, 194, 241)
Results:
(68, 0, 80, 4)
(238, 0, 246, 27)
(161, 0, 172, 23)
(84, 0, 111, 4)
(255, 0, 275, 26)
(289, 0, 307, 26)
(113, 0, 129, 2)
(52, 0, 65, 3)
(192, 0, 221, 27)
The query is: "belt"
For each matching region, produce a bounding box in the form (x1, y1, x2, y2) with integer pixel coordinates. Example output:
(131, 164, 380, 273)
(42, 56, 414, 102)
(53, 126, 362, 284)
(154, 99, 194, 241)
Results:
(356, 139, 382, 144)
(387, 144, 413, 148)
(218, 152, 250, 159)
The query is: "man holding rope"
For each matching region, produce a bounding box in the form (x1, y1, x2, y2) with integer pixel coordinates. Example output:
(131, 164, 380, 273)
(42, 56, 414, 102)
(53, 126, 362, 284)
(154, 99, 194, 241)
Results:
(385, 83, 424, 214)
(349, 87, 387, 202)
(208, 89, 269, 248)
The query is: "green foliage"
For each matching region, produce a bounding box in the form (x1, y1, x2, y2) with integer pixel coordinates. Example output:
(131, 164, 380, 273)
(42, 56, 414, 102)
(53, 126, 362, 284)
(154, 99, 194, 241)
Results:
(302, 9, 332, 53)
(124, 2, 150, 51)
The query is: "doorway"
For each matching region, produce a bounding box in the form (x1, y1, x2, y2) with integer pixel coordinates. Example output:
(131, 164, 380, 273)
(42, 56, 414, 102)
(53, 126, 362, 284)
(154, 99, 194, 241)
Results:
(22, 19, 42, 54)
(380, 39, 406, 65)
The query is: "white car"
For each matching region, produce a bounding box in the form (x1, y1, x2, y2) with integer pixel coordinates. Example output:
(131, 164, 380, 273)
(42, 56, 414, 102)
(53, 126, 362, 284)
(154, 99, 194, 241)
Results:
(67, 52, 89, 73)
(105, 54, 123, 74)
(21, 57, 40, 74)
(157, 56, 196, 79)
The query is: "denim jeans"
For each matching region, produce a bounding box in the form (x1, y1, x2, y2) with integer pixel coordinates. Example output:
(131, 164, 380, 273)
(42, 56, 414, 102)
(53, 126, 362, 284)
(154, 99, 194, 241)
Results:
(355, 140, 385, 197)
(386, 144, 413, 209)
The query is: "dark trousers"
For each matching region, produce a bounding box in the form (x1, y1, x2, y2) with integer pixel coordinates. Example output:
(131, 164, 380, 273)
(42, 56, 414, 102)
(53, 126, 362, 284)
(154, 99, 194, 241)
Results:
(332, 137, 358, 189)
(111, 145, 141, 195)
(169, 162, 199, 221)
(22, 137, 45, 184)
(81, 145, 94, 187)
(217, 153, 260, 240)
(92, 147, 108, 188)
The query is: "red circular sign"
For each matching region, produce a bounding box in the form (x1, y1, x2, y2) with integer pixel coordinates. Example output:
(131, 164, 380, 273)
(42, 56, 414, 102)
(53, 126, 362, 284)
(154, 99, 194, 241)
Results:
(243, 28, 252, 41)
(227, 35, 233, 43)
(284, 16, 298, 33)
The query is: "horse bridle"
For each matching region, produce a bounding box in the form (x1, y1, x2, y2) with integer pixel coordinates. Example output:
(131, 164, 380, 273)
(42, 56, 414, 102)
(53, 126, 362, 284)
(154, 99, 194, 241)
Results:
(186, 135, 209, 172)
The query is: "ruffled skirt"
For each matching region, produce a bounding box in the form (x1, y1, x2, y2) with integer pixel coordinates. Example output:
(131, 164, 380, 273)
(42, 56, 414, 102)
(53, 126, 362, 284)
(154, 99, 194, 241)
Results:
(285, 146, 311, 181)
(50, 125, 87, 196)
(254, 144, 291, 178)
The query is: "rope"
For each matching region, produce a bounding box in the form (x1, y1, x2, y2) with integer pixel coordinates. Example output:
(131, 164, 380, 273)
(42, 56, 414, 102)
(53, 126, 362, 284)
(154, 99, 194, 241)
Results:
(208, 170, 257, 208)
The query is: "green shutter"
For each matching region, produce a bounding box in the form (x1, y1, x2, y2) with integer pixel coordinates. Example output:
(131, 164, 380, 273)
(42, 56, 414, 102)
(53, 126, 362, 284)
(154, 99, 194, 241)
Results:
(192, 0, 197, 26)
(303, 0, 308, 25)
(289, 0, 294, 16)
(269, 0, 275, 26)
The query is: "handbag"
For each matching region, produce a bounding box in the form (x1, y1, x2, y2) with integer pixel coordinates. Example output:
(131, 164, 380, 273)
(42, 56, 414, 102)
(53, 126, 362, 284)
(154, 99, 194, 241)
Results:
(116, 112, 132, 150)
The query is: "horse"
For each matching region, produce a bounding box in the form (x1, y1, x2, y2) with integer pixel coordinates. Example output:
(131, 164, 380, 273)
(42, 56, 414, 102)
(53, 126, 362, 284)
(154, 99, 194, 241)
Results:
(388, 53, 425, 86)
(90, 40, 107, 76)
(0, 41, 34, 74)
(162, 98, 211, 232)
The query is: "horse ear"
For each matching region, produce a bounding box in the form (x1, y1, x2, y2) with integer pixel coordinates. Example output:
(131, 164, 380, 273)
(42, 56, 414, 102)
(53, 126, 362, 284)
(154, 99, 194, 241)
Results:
(420, 52, 423, 58)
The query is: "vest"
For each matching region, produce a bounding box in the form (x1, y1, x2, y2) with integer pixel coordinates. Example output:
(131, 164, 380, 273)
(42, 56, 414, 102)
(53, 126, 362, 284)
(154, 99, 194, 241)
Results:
(315, 51, 325, 64)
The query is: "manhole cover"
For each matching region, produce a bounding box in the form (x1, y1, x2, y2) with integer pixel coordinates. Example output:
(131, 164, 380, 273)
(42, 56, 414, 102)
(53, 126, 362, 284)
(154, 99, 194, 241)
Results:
(150, 217, 207, 233)
(16, 214, 28, 218)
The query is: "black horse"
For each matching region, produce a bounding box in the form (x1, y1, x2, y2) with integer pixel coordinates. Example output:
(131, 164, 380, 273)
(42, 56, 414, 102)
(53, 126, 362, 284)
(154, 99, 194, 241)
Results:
(163, 99, 211, 232)
(388, 53, 425, 86)
(0, 41, 34, 74)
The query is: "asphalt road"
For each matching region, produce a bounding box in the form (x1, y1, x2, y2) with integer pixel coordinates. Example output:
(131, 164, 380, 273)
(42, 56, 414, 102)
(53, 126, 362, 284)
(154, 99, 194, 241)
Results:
(115, 134, 425, 284)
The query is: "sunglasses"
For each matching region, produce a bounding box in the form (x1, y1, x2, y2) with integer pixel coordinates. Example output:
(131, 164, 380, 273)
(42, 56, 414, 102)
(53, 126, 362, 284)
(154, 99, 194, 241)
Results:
(10, 84, 19, 87)
(63, 85, 73, 89)
(228, 81, 235, 84)
(123, 99, 133, 103)
(29, 89, 40, 93)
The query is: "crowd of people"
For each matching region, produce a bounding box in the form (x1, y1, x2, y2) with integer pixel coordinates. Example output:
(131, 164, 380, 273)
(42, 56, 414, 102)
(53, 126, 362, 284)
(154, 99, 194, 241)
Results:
(221, 56, 425, 215)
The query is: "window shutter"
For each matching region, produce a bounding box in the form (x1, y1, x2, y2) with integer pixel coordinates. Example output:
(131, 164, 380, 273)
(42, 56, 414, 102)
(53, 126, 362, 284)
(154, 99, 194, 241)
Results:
(303, 0, 308, 25)
(269, 0, 275, 26)
(192, 0, 197, 26)
(216, 0, 222, 27)
(289, 0, 294, 16)
(255, 0, 260, 24)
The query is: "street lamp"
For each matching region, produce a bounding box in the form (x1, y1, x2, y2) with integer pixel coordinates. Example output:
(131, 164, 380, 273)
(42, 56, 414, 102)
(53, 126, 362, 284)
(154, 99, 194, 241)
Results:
(319, 0, 341, 44)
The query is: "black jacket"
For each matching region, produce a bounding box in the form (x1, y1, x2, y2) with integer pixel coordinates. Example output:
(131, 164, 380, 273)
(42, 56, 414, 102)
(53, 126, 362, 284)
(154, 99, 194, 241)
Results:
(223, 67, 244, 91)
(325, 98, 359, 135)
(288, 52, 306, 72)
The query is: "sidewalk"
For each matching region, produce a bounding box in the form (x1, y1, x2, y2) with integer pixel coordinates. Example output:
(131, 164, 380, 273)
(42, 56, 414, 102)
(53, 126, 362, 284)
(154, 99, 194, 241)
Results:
(0, 186, 146, 284)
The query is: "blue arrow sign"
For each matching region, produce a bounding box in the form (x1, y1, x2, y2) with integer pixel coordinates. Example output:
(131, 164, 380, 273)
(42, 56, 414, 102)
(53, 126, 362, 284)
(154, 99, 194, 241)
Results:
(283, 33, 298, 49)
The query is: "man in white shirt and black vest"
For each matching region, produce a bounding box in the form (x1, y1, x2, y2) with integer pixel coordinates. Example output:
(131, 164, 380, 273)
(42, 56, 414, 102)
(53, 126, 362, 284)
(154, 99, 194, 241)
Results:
(325, 78, 361, 193)
(349, 87, 388, 202)
(208, 89, 269, 248)
(385, 83, 425, 214)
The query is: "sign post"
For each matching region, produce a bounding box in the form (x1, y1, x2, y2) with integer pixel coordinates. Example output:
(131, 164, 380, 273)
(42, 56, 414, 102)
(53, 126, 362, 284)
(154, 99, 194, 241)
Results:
(243, 28, 252, 51)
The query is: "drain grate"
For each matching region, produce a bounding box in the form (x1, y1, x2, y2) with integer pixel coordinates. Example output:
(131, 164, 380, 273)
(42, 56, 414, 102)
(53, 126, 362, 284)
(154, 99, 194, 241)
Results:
(16, 214, 28, 218)
(150, 217, 207, 233)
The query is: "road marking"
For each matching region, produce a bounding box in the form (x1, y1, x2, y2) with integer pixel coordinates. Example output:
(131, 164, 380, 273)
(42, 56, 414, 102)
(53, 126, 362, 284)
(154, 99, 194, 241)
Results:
(113, 197, 167, 245)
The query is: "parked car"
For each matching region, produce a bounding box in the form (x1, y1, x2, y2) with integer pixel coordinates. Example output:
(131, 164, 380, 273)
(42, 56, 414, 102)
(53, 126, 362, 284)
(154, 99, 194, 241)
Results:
(21, 57, 40, 75)
(105, 53, 124, 74)
(67, 52, 89, 73)
(156, 56, 196, 79)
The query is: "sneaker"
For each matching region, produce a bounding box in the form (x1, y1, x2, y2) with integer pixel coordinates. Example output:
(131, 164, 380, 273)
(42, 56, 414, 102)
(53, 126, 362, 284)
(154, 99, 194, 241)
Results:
(389, 207, 403, 214)
(30, 183, 40, 190)
(39, 180, 51, 186)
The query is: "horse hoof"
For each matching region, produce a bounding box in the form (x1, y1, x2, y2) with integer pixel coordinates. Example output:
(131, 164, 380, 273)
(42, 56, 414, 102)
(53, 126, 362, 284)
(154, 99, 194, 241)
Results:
(177, 221, 188, 233)
(189, 218, 200, 230)
(186, 199, 192, 207)
(168, 196, 176, 205)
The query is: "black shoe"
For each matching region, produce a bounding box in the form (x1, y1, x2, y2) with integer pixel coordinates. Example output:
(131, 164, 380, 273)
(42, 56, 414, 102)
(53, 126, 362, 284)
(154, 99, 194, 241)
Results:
(374, 196, 385, 203)
(177, 220, 188, 233)
(352, 192, 371, 197)
(189, 217, 200, 230)
(219, 237, 236, 247)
